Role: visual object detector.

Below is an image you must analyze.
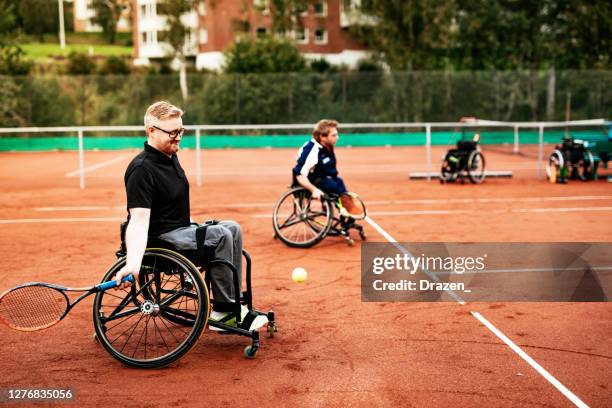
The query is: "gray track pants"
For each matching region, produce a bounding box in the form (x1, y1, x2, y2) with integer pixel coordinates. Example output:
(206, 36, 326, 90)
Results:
(158, 220, 243, 311)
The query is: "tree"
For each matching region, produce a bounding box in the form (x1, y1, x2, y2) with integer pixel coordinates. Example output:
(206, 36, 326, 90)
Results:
(17, 0, 58, 42)
(0, 0, 31, 75)
(224, 36, 306, 73)
(91, 0, 127, 44)
(158, 0, 194, 100)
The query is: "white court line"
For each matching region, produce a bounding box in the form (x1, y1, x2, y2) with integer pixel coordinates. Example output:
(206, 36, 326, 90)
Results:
(0, 217, 123, 224)
(513, 206, 612, 213)
(364, 216, 589, 408)
(65, 155, 128, 178)
(36, 206, 123, 211)
(472, 312, 588, 408)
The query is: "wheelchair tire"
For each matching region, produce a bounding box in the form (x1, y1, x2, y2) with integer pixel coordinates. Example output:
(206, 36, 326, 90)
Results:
(546, 149, 564, 183)
(576, 150, 594, 181)
(440, 153, 457, 182)
(272, 187, 332, 248)
(467, 150, 486, 184)
(93, 248, 209, 368)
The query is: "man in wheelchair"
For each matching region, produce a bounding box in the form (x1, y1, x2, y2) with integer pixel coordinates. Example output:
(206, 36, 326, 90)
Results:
(440, 132, 486, 184)
(113, 101, 266, 332)
(292, 119, 362, 218)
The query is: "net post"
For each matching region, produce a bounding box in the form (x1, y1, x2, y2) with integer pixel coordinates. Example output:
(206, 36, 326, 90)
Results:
(425, 124, 432, 181)
(513, 125, 519, 154)
(195, 128, 201, 187)
(78, 128, 85, 189)
(538, 124, 544, 178)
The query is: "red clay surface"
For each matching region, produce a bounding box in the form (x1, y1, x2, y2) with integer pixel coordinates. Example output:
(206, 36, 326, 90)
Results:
(0, 146, 611, 407)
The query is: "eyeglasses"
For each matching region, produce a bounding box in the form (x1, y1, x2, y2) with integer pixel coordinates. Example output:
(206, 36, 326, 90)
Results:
(152, 125, 185, 140)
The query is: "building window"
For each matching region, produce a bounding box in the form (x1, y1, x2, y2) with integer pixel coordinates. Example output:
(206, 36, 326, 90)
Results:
(141, 31, 148, 44)
(314, 28, 327, 44)
(199, 28, 208, 43)
(198, 0, 206, 15)
(254, 0, 270, 14)
(256, 26, 267, 38)
(140, 4, 147, 18)
(313, 2, 327, 17)
(294, 28, 308, 44)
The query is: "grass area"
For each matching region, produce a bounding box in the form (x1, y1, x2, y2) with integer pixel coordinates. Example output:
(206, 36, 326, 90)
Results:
(21, 32, 132, 60)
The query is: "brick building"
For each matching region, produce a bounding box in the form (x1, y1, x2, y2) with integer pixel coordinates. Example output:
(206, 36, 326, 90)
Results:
(132, 0, 369, 70)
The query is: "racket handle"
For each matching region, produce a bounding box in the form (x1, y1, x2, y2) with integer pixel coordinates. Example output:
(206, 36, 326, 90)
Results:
(98, 275, 135, 291)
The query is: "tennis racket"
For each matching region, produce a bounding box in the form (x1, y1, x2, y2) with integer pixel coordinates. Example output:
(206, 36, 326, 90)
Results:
(337, 192, 367, 220)
(0, 275, 134, 332)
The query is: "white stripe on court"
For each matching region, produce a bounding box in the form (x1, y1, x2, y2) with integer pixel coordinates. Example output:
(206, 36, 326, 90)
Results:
(0, 217, 124, 224)
(36, 206, 124, 211)
(513, 206, 612, 213)
(65, 155, 128, 178)
(472, 312, 589, 408)
(364, 215, 589, 408)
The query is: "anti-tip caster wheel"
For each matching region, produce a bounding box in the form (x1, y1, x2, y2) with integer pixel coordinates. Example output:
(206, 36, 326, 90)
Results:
(244, 345, 258, 359)
(267, 324, 276, 338)
(347, 238, 355, 247)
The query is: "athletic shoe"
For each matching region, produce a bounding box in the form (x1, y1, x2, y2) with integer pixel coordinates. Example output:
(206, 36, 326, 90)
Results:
(208, 305, 268, 332)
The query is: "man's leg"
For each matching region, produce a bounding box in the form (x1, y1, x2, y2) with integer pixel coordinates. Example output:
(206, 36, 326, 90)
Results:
(203, 222, 242, 312)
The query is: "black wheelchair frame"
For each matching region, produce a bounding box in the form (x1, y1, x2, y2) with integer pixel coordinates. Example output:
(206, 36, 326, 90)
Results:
(272, 186, 366, 248)
(92, 223, 276, 368)
(546, 137, 595, 183)
(440, 139, 486, 184)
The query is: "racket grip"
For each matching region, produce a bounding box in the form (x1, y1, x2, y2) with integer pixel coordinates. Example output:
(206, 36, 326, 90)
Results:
(98, 275, 135, 291)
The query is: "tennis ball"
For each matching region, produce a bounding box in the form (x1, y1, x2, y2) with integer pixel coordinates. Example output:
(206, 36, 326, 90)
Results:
(292, 267, 307, 283)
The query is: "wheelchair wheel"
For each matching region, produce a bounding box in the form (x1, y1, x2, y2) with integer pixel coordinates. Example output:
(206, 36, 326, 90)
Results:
(576, 150, 594, 181)
(546, 149, 564, 183)
(93, 248, 209, 368)
(440, 153, 457, 182)
(272, 187, 332, 248)
(467, 150, 486, 184)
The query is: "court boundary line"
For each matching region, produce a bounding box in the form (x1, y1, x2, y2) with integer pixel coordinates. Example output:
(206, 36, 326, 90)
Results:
(364, 216, 589, 408)
(65, 155, 128, 178)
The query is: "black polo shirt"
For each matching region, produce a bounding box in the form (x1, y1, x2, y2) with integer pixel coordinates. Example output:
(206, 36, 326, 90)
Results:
(124, 142, 190, 237)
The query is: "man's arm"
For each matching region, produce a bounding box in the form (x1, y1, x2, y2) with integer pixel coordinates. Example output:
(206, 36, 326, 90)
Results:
(296, 174, 324, 199)
(114, 207, 151, 288)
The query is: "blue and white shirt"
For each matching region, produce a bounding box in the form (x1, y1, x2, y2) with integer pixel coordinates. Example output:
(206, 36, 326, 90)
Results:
(292, 138, 338, 183)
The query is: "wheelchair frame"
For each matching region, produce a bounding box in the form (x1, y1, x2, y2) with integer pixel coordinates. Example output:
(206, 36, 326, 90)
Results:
(272, 186, 366, 248)
(546, 137, 596, 183)
(92, 224, 277, 368)
(440, 140, 486, 184)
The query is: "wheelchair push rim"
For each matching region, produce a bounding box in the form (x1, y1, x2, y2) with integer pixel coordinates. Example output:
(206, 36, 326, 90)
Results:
(467, 150, 486, 184)
(272, 187, 332, 248)
(93, 248, 209, 368)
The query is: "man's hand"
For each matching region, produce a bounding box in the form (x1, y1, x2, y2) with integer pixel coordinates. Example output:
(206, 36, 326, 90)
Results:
(114, 265, 139, 290)
(311, 188, 324, 200)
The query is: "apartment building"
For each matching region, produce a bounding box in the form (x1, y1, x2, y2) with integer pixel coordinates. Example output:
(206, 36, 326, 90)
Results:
(132, 0, 368, 70)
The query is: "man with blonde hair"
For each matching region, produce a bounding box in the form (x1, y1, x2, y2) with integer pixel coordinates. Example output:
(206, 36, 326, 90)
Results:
(114, 101, 262, 330)
(293, 119, 359, 215)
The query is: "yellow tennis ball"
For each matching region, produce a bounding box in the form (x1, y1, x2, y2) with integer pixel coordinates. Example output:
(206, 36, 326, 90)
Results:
(292, 267, 307, 283)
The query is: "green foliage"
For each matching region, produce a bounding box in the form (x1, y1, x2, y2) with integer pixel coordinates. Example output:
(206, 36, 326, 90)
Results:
(310, 58, 337, 73)
(224, 36, 306, 73)
(0, 0, 32, 75)
(66, 52, 96, 75)
(17, 0, 59, 43)
(99, 56, 131, 75)
(91, 0, 126, 44)
(159, 0, 193, 57)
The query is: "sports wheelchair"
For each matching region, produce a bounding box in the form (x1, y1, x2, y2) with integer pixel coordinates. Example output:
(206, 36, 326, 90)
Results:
(546, 137, 595, 183)
(440, 133, 486, 184)
(272, 186, 367, 248)
(92, 222, 277, 368)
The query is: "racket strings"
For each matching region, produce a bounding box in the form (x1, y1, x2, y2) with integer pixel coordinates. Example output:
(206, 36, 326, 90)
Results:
(0, 286, 66, 330)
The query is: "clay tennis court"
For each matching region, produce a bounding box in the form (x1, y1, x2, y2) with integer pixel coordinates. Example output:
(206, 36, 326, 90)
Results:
(1, 145, 611, 407)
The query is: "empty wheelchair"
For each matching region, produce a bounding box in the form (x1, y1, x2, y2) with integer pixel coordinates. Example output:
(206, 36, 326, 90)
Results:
(440, 134, 486, 184)
(92, 223, 277, 368)
(272, 187, 367, 248)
